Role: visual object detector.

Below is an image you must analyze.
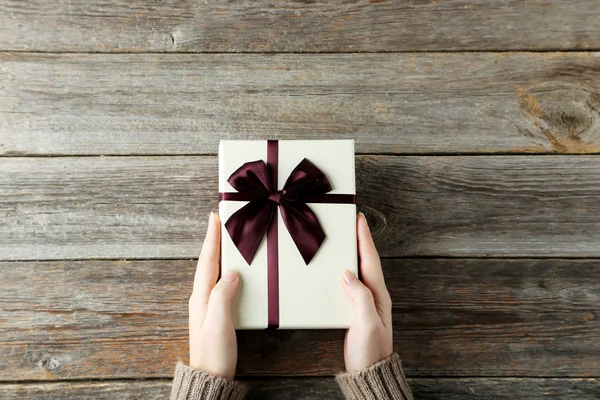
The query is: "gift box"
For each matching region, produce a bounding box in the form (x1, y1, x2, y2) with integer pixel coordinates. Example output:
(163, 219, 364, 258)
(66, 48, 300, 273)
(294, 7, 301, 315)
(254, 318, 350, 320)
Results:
(218, 140, 358, 329)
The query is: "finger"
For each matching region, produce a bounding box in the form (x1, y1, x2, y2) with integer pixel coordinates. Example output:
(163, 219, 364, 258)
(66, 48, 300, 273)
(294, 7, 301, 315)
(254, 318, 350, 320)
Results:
(357, 213, 392, 326)
(204, 270, 240, 327)
(341, 270, 381, 327)
(357, 213, 385, 291)
(192, 212, 221, 302)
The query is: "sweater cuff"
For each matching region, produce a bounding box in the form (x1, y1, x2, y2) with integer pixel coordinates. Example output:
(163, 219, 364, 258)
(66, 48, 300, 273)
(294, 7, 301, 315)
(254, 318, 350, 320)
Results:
(170, 362, 247, 400)
(336, 353, 413, 400)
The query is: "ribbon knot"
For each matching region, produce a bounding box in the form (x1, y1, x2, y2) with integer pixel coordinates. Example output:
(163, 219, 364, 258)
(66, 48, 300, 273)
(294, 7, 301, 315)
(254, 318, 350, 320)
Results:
(268, 191, 284, 204)
(221, 158, 332, 265)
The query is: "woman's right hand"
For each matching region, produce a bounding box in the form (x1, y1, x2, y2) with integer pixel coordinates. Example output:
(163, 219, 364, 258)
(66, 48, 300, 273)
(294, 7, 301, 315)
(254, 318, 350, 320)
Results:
(341, 213, 394, 372)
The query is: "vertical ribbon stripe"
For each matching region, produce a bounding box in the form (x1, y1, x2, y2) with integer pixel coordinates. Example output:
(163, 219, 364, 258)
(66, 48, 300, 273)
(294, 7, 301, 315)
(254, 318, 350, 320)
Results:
(266, 140, 279, 328)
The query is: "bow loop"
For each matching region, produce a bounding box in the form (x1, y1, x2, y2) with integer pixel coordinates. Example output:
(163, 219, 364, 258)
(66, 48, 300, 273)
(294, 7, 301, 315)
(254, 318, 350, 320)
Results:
(282, 158, 333, 198)
(227, 160, 273, 198)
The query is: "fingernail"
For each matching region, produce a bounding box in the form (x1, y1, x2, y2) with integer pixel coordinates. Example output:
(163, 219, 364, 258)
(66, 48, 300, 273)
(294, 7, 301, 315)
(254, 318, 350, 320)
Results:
(222, 270, 236, 283)
(209, 211, 220, 225)
(343, 270, 357, 284)
(358, 212, 367, 223)
(360, 212, 371, 230)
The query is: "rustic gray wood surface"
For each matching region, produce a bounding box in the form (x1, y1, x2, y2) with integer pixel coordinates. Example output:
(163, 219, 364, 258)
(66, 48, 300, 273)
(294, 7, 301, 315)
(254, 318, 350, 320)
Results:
(2, 378, 599, 399)
(2, 0, 599, 398)
(2, 52, 600, 156)
(2, 156, 600, 260)
(2, 259, 598, 380)
(1, 0, 600, 52)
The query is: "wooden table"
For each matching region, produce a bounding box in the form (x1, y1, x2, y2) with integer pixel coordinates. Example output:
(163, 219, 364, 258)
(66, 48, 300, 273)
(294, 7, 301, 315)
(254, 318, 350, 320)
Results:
(1, 1, 600, 398)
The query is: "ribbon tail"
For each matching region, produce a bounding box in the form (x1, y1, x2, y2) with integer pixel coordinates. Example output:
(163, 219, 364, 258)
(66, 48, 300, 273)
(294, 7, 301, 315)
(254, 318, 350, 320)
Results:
(279, 201, 326, 265)
(225, 199, 276, 265)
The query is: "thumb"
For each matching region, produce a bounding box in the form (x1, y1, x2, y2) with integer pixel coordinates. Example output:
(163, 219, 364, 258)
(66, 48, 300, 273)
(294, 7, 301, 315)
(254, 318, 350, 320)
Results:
(204, 270, 240, 326)
(341, 270, 381, 326)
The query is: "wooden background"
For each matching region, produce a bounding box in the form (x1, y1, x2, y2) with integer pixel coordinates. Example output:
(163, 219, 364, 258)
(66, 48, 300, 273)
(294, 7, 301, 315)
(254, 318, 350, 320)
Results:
(1, 1, 600, 398)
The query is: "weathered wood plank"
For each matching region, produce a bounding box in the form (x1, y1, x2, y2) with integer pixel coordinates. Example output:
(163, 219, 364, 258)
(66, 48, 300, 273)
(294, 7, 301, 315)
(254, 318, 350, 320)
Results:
(0, 381, 172, 400)
(1, 259, 598, 380)
(0, 379, 345, 400)
(1, 52, 600, 156)
(1, 0, 599, 52)
(2, 156, 600, 259)
(406, 378, 600, 400)
(1, 378, 599, 400)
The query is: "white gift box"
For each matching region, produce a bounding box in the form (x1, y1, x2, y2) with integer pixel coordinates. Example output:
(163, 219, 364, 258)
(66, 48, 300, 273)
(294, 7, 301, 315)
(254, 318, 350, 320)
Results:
(218, 140, 358, 329)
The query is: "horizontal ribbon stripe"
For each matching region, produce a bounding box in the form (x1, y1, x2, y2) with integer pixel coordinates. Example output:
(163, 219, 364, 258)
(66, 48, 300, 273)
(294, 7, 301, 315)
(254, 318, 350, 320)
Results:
(219, 192, 256, 202)
(295, 193, 357, 204)
(219, 192, 356, 204)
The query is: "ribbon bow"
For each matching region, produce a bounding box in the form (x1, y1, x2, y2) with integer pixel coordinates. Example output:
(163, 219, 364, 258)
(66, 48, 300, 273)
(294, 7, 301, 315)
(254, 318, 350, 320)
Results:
(222, 158, 332, 265)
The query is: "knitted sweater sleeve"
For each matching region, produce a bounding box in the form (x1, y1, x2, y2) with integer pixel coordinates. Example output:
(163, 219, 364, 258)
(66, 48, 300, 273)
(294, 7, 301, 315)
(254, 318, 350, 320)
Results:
(170, 354, 411, 400)
(335, 353, 413, 400)
(170, 363, 247, 400)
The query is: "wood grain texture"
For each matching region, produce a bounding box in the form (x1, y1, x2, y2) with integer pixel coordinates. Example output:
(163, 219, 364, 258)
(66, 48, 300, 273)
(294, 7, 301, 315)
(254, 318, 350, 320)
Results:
(1, 0, 599, 52)
(1, 259, 598, 380)
(0, 381, 171, 400)
(408, 378, 600, 400)
(1, 378, 599, 399)
(3, 155, 600, 259)
(2, 52, 600, 156)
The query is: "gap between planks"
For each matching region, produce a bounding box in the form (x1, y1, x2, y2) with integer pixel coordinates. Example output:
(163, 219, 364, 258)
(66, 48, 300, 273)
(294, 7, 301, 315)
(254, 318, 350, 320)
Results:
(2, 49, 600, 55)
(2, 376, 599, 384)
(6, 256, 600, 263)
(3, 153, 600, 158)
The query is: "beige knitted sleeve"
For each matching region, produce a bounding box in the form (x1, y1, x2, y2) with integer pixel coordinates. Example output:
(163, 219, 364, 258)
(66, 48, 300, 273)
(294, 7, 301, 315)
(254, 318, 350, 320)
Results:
(170, 363, 247, 400)
(335, 354, 413, 400)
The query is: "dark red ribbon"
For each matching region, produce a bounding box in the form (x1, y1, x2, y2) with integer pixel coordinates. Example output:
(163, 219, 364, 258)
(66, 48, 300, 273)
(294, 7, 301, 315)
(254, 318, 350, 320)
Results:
(219, 140, 355, 327)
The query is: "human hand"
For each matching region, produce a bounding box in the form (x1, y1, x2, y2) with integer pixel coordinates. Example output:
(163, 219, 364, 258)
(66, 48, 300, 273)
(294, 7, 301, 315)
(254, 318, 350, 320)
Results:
(341, 213, 394, 372)
(188, 212, 240, 380)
